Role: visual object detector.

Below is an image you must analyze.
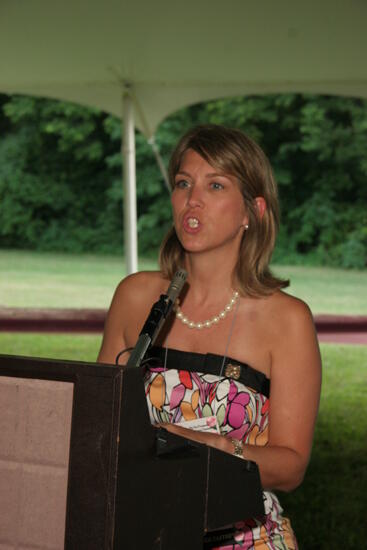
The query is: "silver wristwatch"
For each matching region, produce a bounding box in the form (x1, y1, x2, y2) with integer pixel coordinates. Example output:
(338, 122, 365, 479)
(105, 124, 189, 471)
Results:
(230, 438, 244, 459)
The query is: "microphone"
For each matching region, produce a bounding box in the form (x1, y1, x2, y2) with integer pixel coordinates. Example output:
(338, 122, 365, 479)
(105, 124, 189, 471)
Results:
(165, 269, 187, 304)
(126, 269, 187, 368)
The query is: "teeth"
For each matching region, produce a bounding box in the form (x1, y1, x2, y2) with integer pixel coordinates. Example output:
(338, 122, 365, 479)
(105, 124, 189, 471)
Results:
(187, 217, 199, 228)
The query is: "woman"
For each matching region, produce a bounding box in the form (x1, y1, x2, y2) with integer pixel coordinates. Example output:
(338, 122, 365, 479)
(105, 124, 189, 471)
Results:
(98, 125, 321, 549)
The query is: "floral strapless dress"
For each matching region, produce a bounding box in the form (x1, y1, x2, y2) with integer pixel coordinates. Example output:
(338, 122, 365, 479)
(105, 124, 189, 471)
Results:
(144, 346, 298, 550)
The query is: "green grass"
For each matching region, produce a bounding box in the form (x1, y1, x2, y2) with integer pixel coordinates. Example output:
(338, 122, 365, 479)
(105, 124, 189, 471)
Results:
(281, 344, 367, 549)
(0, 333, 366, 548)
(0, 249, 158, 309)
(1, 249, 367, 314)
(274, 264, 367, 315)
(1, 249, 366, 548)
(0, 332, 102, 361)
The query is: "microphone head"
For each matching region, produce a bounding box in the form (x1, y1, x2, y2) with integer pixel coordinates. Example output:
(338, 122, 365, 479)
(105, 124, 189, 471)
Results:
(166, 268, 187, 303)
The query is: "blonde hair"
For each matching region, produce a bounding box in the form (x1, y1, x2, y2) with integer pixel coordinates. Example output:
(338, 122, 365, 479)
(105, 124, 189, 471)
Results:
(159, 124, 288, 296)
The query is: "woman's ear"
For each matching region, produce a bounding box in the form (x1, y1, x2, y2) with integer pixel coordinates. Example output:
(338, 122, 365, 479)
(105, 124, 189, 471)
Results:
(255, 197, 266, 219)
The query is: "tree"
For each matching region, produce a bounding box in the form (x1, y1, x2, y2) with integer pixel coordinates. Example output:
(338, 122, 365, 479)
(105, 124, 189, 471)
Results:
(0, 93, 366, 267)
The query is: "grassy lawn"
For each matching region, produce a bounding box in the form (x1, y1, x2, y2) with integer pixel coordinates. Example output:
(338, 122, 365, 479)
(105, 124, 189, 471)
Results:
(1, 249, 366, 548)
(281, 344, 367, 549)
(1, 249, 367, 314)
(0, 332, 102, 362)
(0, 333, 366, 548)
(274, 264, 367, 315)
(0, 249, 158, 309)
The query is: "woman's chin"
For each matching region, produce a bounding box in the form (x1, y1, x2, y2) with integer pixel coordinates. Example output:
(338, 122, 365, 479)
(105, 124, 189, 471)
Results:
(180, 241, 220, 256)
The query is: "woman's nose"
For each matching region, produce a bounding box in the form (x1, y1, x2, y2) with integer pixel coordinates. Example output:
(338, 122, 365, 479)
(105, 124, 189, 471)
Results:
(187, 184, 204, 207)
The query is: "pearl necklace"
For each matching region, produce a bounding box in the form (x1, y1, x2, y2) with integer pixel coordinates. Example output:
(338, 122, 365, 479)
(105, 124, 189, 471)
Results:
(174, 291, 240, 329)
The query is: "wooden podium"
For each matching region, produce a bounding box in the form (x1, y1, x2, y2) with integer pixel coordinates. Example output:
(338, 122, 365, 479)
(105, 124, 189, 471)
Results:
(0, 355, 264, 549)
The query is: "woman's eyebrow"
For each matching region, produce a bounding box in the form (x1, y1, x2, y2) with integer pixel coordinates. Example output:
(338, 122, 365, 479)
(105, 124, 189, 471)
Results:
(175, 170, 191, 177)
(175, 170, 229, 178)
(206, 172, 230, 178)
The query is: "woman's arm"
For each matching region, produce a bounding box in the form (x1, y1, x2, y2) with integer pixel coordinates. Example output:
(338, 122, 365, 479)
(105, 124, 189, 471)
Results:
(97, 278, 130, 364)
(162, 299, 321, 492)
(253, 299, 322, 491)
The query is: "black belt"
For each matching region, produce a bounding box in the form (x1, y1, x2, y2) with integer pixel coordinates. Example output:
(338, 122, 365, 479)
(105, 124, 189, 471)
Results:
(146, 346, 270, 398)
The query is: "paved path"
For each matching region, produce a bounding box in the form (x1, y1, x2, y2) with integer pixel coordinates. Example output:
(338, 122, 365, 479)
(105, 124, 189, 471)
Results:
(0, 308, 366, 345)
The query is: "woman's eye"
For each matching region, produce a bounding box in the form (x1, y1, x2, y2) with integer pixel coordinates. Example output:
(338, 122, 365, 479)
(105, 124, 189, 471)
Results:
(174, 179, 190, 189)
(211, 182, 224, 190)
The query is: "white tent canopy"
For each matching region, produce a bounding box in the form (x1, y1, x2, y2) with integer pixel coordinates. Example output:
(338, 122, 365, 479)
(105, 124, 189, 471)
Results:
(1, 0, 367, 271)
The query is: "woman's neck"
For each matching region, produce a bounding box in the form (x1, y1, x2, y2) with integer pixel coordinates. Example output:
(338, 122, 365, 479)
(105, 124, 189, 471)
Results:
(183, 249, 237, 304)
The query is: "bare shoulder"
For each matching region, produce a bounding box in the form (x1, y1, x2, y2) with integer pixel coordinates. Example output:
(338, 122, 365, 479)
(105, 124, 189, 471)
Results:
(116, 269, 166, 290)
(112, 270, 168, 307)
(265, 289, 315, 333)
(97, 270, 169, 363)
(258, 289, 319, 363)
(263, 290, 321, 378)
(107, 270, 169, 335)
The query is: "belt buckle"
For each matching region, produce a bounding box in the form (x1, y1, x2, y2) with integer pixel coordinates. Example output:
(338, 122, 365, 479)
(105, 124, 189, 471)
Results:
(224, 363, 241, 380)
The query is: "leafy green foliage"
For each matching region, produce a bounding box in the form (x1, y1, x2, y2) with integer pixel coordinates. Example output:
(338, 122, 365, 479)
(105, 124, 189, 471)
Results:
(0, 95, 121, 253)
(198, 94, 367, 268)
(0, 93, 366, 267)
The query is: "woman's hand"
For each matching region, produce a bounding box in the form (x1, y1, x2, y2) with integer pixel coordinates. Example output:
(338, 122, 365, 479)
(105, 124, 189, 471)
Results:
(158, 423, 233, 454)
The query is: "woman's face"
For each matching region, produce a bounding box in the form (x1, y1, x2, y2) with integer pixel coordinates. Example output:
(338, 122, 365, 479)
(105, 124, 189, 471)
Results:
(171, 149, 248, 255)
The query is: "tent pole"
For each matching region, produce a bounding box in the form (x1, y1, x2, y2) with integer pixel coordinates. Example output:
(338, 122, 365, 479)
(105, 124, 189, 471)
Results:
(122, 88, 138, 275)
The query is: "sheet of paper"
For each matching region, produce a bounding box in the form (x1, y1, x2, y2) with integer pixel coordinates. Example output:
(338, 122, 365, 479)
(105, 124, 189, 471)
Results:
(179, 415, 221, 434)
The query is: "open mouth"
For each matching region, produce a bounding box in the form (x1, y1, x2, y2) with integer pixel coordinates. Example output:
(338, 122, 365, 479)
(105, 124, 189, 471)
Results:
(187, 217, 199, 229)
